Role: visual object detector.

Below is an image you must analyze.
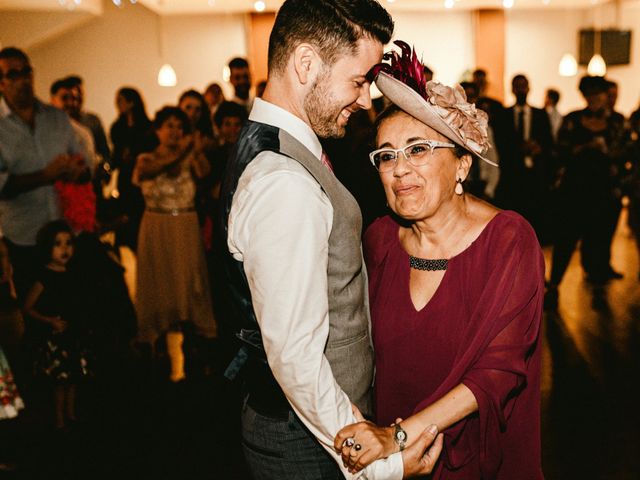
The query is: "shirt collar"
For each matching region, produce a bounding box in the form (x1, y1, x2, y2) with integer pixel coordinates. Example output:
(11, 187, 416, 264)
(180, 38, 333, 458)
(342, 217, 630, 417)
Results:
(249, 97, 323, 161)
(0, 97, 12, 119)
(0, 96, 45, 120)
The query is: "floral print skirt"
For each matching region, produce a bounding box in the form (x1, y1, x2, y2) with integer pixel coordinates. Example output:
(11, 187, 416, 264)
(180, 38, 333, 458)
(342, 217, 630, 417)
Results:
(0, 347, 24, 420)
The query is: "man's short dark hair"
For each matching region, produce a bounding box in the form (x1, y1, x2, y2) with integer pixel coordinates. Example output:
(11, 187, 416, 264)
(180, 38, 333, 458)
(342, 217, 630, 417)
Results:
(546, 88, 560, 104)
(65, 75, 83, 88)
(605, 79, 618, 89)
(228, 57, 249, 71)
(578, 75, 608, 96)
(50, 77, 74, 96)
(213, 101, 248, 127)
(0, 47, 29, 64)
(268, 0, 394, 75)
(460, 81, 480, 98)
(511, 74, 528, 86)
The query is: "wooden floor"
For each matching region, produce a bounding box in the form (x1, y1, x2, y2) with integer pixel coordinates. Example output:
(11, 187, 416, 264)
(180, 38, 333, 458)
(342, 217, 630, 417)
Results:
(541, 208, 640, 479)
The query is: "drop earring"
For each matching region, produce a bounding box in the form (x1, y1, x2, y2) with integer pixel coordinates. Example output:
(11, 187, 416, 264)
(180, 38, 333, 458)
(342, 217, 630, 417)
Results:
(455, 178, 464, 195)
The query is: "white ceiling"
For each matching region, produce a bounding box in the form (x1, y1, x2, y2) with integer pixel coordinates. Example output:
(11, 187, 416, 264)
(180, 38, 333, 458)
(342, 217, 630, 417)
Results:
(0, 0, 634, 14)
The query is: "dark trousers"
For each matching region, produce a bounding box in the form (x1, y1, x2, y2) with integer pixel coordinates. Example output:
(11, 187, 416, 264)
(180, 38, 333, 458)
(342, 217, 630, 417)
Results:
(241, 399, 342, 480)
(4, 240, 38, 303)
(550, 196, 611, 286)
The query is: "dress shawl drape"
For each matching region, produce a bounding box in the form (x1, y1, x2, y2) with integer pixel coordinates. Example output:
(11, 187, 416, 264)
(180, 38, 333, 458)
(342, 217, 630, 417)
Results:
(365, 211, 544, 479)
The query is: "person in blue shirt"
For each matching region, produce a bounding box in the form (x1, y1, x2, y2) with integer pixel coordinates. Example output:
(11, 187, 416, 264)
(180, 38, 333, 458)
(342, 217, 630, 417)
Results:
(0, 47, 87, 299)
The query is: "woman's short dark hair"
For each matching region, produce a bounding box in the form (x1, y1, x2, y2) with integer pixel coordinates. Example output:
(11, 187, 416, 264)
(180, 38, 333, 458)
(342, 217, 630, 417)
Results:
(578, 75, 608, 96)
(153, 106, 191, 134)
(213, 101, 248, 128)
(374, 103, 473, 160)
(36, 220, 73, 265)
(268, 0, 394, 76)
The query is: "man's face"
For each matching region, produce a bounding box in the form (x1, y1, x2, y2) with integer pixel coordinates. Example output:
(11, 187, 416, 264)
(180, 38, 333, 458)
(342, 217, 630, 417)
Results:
(512, 77, 529, 105)
(51, 87, 78, 117)
(0, 57, 35, 109)
(230, 66, 251, 100)
(303, 37, 382, 139)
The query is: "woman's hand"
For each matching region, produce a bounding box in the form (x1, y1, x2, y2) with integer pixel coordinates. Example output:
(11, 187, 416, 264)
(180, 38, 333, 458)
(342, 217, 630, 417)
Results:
(334, 421, 397, 473)
(401, 425, 443, 478)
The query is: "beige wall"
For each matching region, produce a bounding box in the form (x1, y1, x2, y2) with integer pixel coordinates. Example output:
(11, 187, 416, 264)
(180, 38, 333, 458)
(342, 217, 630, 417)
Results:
(392, 11, 476, 87)
(3, 1, 639, 131)
(506, 5, 640, 115)
(24, 2, 247, 130)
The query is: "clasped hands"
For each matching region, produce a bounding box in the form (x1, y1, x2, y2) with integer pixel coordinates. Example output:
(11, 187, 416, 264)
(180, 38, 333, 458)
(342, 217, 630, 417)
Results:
(45, 153, 87, 183)
(334, 405, 443, 478)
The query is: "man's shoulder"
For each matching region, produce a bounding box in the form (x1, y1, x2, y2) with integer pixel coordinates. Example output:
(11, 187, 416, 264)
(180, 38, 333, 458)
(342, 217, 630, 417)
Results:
(242, 150, 316, 184)
(37, 101, 73, 125)
(80, 111, 103, 127)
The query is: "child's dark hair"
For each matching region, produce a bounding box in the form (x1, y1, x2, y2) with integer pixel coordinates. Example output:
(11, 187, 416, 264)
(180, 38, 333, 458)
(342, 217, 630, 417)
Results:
(36, 220, 74, 264)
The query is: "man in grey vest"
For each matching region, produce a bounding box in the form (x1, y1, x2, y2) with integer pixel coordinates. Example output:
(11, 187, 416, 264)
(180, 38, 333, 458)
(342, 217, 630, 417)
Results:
(219, 1, 442, 479)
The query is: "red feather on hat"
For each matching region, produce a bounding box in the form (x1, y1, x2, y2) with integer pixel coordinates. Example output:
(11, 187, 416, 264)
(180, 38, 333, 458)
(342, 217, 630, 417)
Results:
(370, 40, 428, 100)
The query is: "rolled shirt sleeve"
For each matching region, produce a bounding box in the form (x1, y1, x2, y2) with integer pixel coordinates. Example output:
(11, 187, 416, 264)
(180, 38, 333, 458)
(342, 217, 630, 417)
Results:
(229, 151, 403, 480)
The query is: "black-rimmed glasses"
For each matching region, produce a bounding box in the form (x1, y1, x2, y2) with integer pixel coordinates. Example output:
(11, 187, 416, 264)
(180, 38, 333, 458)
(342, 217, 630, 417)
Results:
(369, 139, 456, 172)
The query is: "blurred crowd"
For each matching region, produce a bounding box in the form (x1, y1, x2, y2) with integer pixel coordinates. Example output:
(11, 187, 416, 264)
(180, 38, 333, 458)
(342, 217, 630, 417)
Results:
(1, 44, 640, 471)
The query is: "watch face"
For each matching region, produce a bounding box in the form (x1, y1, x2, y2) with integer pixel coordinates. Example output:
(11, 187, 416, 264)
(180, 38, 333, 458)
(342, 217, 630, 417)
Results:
(396, 430, 407, 442)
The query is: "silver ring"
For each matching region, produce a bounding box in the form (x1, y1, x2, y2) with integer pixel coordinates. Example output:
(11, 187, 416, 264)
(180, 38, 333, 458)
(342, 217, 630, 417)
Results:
(354, 443, 362, 451)
(343, 437, 355, 448)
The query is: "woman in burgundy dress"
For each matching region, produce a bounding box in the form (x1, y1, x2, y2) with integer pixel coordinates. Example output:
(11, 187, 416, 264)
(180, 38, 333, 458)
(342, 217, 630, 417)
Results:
(334, 42, 545, 479)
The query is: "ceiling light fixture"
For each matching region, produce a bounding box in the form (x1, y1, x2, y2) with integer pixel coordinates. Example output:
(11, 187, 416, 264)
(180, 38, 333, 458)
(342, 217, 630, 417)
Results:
(558, 53, 578, 76)
(254, 1, 266, 12)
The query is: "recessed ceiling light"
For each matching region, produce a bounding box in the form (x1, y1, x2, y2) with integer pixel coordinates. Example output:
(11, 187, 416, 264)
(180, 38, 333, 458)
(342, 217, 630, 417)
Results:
(254, 1, 266, 12)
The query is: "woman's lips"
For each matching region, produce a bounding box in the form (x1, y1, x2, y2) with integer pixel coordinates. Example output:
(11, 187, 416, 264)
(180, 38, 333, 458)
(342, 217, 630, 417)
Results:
(393, 184, 420, 195)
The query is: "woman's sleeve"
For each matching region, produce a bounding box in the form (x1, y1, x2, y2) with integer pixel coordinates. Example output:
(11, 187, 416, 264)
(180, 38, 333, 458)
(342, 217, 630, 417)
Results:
(415, 219, 544, 476)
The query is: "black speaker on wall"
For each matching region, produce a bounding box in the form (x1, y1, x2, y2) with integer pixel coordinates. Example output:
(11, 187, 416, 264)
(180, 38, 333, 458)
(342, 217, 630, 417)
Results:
(579, 29, 632, 66)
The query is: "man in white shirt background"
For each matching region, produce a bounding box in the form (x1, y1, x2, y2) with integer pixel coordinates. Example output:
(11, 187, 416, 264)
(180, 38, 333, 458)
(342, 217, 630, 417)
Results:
(228, 57, 254, 113)
(218, 1, 442, 479)
(544, 88, 563, 142)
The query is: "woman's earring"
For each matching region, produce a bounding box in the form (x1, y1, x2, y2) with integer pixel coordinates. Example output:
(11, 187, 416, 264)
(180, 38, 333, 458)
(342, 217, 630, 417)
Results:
(455, 178, 464, 195)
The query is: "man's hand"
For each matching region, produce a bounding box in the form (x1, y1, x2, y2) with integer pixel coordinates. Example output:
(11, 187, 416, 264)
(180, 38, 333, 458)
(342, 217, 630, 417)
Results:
(401, 425, 443, 478)
(43, 154, 81, 182)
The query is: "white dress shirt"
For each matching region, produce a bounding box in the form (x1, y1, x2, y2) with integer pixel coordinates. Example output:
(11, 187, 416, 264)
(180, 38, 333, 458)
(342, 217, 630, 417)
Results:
(546, 105, 563, 143)
(513, 104, 533, 168)
(228, 98, 403, 480)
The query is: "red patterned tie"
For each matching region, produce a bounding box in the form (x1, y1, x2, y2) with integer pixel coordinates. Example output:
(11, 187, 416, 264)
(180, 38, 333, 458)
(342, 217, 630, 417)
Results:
(321, 150, 334, 173)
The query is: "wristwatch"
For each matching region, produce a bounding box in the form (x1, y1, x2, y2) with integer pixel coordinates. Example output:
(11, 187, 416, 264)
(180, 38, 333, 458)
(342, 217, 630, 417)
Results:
(393, 423, 408, 451)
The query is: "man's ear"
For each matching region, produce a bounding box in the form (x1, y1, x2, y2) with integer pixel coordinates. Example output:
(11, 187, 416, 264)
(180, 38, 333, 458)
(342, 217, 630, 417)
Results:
(292, 43, 322, 86)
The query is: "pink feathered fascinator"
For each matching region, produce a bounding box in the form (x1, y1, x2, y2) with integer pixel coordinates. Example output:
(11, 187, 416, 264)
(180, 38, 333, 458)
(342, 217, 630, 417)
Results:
(370, 41, 496, 166)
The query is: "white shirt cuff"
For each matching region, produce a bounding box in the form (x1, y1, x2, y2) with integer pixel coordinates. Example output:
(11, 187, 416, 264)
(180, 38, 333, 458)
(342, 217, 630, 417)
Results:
(360, 452, 403, 480)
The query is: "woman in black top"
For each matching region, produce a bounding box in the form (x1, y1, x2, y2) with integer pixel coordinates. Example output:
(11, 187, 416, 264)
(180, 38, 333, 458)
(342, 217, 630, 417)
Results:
(546, 76, 627, 308)
(109, 87, 155, 251)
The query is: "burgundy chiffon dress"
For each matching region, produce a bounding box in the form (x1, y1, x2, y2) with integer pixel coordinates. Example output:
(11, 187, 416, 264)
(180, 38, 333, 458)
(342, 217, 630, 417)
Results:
(365, 211, 544, 479)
